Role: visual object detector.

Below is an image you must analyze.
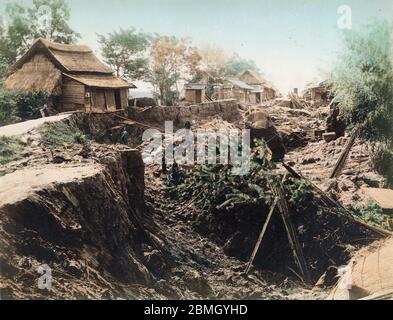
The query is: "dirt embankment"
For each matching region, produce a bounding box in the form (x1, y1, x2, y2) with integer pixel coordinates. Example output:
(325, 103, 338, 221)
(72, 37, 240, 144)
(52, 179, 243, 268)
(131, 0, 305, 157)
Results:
(0, 146, 171, 299)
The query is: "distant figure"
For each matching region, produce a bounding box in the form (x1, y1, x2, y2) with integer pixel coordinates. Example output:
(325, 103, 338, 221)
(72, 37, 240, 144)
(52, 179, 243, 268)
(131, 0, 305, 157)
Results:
(169, 162, 182, 185)
(120, 128, 129, 145)
(184, 121, 191, 130)
(162, 155, 167, 174)
(40, 104, 49, 118)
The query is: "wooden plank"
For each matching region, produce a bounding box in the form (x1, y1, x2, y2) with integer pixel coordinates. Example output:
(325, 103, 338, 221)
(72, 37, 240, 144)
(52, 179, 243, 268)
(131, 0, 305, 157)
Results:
(105, 90, 116, 111)
(271, 180, 311, 284)
(329, 126, 359, 178)
(92, 89, 106, 111)
(120, 89, 128, 108)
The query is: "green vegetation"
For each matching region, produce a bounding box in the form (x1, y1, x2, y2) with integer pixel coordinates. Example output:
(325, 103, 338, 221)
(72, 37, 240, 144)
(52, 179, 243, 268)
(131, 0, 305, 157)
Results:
(0, 88, 49, 126)
(329, 21, 393, 184)
(371, 143, 393, 186)
(354, 200, 391, 231)
(0, 136, 24, 164)
(98, 27, 151, 79)
(0, 0, 80, 65)
(39, 122, 87, 148)
(224, 53, 260, 77)
(168, 140, 313, 212)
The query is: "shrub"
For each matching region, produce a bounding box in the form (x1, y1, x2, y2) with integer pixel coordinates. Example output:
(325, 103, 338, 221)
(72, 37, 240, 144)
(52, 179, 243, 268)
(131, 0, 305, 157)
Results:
(0, 87, 49, 126)
(0, 86, 19, 125)
(354, 200, 391, 230)
(40, 122, 87, 148)
(371, 143, 393, 186)
(0, 136, 25, 164)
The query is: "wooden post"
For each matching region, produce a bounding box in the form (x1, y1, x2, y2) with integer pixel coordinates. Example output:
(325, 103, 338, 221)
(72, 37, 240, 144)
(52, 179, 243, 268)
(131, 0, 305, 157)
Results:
(271, 179, 312, 284)
(329, 126, 360, 179)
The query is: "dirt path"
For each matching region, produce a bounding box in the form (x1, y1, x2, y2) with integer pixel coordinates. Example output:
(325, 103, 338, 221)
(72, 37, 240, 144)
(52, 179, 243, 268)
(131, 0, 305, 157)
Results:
(0, 114, 71, 137)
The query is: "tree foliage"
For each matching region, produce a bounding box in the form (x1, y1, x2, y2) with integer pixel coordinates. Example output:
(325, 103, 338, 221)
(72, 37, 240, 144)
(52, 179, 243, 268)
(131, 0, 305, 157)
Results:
(98, 28, 151, 79)
(329, 21, 393, 185)
(147, 35, 201, 105)
(224, 53, 260, 77)
(196, 44, 228, 79)
(329, 21, 393, 143)
(0, 0, 80, 65)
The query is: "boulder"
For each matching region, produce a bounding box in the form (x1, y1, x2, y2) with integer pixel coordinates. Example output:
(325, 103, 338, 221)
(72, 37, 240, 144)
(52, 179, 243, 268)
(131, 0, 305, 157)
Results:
(245, 111, 285, 161)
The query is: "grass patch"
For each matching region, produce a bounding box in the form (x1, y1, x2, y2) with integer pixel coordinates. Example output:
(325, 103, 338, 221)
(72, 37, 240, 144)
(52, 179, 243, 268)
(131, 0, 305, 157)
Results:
(354, 200, 392, 231)
(0, 136, 25, 164)
(39, 122, 88, 148)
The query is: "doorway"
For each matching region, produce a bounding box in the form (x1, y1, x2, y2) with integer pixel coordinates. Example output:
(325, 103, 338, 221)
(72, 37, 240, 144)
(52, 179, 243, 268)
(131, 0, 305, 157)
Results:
(256, 92, 261, 104)
(114, 89, 122, 109)
(195, 90, 202, 103)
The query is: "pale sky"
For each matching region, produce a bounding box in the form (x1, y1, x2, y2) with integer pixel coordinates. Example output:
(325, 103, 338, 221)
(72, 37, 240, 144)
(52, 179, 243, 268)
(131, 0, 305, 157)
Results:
(1, 0, 393, 93)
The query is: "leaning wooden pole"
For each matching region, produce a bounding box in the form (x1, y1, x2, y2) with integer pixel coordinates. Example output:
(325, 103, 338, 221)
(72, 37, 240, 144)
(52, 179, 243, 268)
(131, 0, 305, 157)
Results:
(245, 175, 287, 274)
(272, 180, 312, 284)
(329, 126, 360, 179)
(245, 196, 279, 274)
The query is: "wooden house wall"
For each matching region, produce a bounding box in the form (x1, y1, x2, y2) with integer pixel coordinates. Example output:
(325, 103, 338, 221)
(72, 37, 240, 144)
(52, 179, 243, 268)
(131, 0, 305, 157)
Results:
(185, 89, 205, 103)
(58, 77, 85, 111)
(120, 89, 128, 108)
(105, 90, 116, 111)
(92, 89, 106, 111)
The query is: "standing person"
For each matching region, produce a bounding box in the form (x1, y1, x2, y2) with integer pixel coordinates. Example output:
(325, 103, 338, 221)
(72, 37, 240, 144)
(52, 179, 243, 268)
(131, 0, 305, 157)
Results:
(120, 128, 130, 145)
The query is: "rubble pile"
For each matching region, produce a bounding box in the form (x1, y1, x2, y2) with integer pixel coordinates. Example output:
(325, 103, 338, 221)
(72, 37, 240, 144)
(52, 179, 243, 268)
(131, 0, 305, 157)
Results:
(285, 136, 385, 206)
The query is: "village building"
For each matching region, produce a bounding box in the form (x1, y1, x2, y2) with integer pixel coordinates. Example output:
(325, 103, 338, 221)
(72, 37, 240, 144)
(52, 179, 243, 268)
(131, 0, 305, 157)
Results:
(237, 69, 277, 101)
(4, 38, 135, 113)
(184, 83, 207, 103)
(302, 80, 331, 102)
(213, 79, 254, 103)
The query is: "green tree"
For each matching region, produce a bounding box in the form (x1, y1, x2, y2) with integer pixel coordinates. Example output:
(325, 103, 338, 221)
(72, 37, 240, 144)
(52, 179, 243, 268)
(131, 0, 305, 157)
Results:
(329, 21, 393, 184)
(98, 28, 151, 79)
(224, 53, 260, 77)
(0, 0, 79, 65)
(148, 35, 200, 105)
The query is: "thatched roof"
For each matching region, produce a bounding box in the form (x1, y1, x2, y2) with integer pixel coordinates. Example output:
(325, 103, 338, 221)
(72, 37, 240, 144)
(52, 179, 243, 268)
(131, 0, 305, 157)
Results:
(5, 38, 135, 94)
(227, 79, 254, 90)
(4, 53, 62, 94)
(237, 69, 277, 92)
(64, 74, 135, 89)
(7, 38, 113, 75)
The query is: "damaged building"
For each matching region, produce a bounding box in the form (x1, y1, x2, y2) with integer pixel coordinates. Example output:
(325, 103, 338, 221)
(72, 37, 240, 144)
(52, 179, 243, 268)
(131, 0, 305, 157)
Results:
(237, 69, 277, 101)
(4, 38, 135, 113)
(302, 80, 331, 103)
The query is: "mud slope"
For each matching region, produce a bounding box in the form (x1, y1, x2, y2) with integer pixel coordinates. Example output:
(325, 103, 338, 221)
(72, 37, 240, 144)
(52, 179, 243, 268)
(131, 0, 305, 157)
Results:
(0, 149, 168, 299)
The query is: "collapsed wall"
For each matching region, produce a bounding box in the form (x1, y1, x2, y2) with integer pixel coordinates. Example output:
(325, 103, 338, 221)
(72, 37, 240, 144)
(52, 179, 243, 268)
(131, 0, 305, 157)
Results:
(127, 99, 242, 128)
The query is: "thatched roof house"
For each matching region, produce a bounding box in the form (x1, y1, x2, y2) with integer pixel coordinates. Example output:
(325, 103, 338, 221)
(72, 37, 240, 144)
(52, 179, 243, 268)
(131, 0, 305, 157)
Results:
(5, 38, 135, 113)
(237, 69, 277, 101)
